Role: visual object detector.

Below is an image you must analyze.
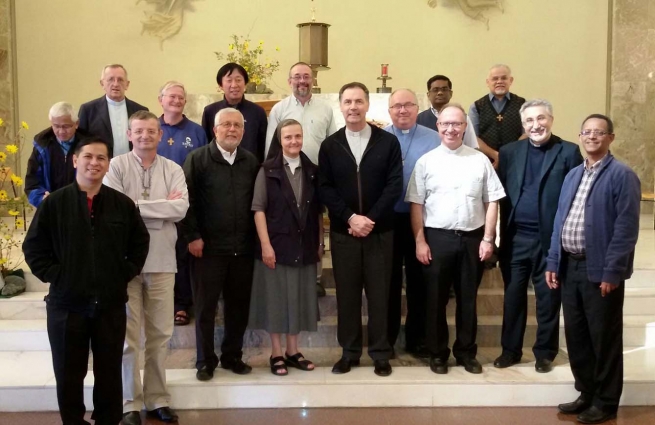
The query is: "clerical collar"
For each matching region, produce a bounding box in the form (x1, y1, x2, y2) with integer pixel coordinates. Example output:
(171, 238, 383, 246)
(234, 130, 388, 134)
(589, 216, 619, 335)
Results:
(106, 96, 126, 106)
(440, 143, 465, 155)
(393, 124, 416, 135)
(529, 136, 553, 149)
(346, 125, 372, 138)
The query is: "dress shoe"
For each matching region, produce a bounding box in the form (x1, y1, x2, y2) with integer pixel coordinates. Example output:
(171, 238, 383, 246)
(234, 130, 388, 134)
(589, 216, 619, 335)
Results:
(221, 358, 252, 375)
(429, 357, 448, 374)
(373, 359, 392, 377)
(493, 353, 520, 368)
(577, 406, 617, 424)
(557, 395, 592, 414)
(535, 358, 553, 373)
(122, 411, 141, 425)
(331, 357, 360, 374)
(195, 365, 214, 381)
(147, 406, 178, 423)
(406, 344, 430, 359)
(456, 357, 483, 374)
(316, 279, 326, 297)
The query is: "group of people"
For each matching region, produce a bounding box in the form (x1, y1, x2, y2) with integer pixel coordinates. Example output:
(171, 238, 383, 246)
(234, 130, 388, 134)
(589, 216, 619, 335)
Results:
(20, 61, 639, 425)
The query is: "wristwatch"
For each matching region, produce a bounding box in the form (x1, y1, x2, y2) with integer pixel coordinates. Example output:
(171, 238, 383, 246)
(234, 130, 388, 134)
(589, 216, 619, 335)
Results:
(482, 236, 494, 244)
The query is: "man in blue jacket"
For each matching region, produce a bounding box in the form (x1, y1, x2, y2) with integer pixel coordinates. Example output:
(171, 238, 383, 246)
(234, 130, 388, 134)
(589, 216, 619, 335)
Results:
(546, 114, 640, 424)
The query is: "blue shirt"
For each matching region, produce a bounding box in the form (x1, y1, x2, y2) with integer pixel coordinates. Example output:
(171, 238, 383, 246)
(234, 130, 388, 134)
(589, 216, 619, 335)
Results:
(468, 92, 512, 134)
(383, 124, 440, 213)
(157, 115, 208, 166)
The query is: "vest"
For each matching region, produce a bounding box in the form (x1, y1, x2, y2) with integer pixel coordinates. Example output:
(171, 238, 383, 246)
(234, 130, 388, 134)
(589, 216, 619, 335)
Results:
(474, 93, 525, 151)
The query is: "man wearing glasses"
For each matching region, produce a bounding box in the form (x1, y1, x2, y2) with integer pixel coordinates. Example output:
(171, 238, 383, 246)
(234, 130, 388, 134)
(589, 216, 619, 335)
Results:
(406, 104, 505, 374)
(417, 75, 478, 149)
(383, 89, 440, 358)
(546, 114, 640, 424)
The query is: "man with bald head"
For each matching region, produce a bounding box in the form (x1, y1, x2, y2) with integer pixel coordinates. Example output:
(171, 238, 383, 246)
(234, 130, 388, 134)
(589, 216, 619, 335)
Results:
(383, 89, 440, 357)
(407, 104, 505, 374)
(468, 64, 525, 168)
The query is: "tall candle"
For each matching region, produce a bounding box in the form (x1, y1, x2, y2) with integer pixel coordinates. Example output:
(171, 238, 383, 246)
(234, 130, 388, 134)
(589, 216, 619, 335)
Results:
(381, 64, 389, 77)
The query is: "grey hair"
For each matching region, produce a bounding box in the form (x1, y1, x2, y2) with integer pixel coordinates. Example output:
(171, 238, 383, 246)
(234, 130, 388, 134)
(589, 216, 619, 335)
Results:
(388, 88, 419, 106)
(159, 80, 186, 97)
(520, 99, 554, 117)
(48, 102, 78, 122)
(214, 107, 244, 127)
(100, 64, 128, 80)
(439, 102, 467, 118)
(489, 63, 512, 75)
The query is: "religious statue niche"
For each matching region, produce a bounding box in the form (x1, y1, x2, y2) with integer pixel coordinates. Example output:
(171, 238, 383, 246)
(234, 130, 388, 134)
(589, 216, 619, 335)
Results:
(137, 0, 199, 49)
(427, 0, 504, 29)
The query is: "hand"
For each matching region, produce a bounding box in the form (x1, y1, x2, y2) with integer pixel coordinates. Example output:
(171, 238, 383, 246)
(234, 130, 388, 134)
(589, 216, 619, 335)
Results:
(545, 271, 559, 289)
(318, 244, 325, 260)
(348, 215, 375, 237)
(167, 190, 183, 200)
(479, 240, 494, 261)
(416, 240, 432, 265)
(188, 238, 204, 258)
(262, 243, 276, 269)
(492, 160, 499, 170)
(600, 282, 618, 297)
(43, 191, 50, 200)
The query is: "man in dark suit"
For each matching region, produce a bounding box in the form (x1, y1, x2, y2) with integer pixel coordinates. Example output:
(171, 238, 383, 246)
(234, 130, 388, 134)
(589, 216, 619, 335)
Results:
(496, 99, 583, 373)
(78, 64, 148, 156)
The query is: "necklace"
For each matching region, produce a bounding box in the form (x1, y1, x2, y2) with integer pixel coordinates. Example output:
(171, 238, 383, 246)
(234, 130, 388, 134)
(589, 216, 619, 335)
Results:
(132, 153, 157, 200)
(393, 125, 417, 167)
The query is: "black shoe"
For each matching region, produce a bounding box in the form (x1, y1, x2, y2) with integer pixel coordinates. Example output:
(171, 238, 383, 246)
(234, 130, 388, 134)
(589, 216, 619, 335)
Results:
(147, 407, 178, 423)
(535, 358, 553, 373)
(195, 365, 214, 381)
(221, 358, 252, 375)
(456, 357, 482, 374)
(577, 406, 617, 424)
(122, 411, 141, 425)
(557, 395, 592, 414)
(373, 359, 392, 377)
(493, 353, 520, 368)
(316, 282, 326, 297)
(406, 344, 430, 359)
(429, 357, 448, 374)
(331, 357, 360, 374)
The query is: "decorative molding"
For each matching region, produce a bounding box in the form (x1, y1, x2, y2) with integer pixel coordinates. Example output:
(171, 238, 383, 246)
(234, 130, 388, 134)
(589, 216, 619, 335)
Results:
(427, 0, 504, 29)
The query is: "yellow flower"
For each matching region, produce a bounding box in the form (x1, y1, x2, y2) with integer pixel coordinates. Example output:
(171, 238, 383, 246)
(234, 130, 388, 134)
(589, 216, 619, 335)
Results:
(0, 152, 6, 163)
(0, 190, 7, 201)
(10, 175, 22, 187)
(7, 210, 19, 216)
(275, 46, 280, 51)
(21, 121, 29, 130)
(0, 258, 6, 265)
(265, 63, 270, 68)
(259, 40, 264, 45)
(15, 218, 24, 228)
(229, 44, 234, 50)
(3, 234, 10, 240)
(5, 145, 18, 154)
(243, 42, 249, 50)
(0, 118, 4, 127)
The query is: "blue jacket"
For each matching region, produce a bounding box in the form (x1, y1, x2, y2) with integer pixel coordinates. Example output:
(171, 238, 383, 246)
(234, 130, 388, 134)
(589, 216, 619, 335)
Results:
(546, 154, 641, 285)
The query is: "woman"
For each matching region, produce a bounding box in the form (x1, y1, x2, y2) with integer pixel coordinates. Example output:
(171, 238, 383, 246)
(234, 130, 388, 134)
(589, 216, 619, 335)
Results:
(249, 119, 324, 375)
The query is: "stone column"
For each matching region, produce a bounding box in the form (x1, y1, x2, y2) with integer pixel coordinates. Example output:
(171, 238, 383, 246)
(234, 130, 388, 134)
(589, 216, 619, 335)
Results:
(0, 0, 18, 144)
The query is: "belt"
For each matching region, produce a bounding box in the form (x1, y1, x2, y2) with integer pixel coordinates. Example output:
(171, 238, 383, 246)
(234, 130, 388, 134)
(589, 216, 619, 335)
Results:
(564, 252, 586, 261)
(432, 227, 483, 236)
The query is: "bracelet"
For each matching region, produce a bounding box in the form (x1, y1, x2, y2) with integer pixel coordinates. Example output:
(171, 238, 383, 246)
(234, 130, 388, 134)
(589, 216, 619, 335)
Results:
(482, 236, 494, 243)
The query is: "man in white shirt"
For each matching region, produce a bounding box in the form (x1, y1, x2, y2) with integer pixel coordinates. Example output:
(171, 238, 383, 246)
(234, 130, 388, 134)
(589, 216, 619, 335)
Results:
(103, 111, 189, 425)
(407, 104, 505, 375)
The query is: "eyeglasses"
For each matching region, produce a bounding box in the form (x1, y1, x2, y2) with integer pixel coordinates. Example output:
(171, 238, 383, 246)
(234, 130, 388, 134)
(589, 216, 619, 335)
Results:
(389, 103, 417, 111)
(523, 116, 550, 126)
(437, 121, 465, 129)
(429, 88, 452, 94)
(218, 122, 244, 130)
(580, 130, 611, 137)
(164, 94, 186, 101)
(290, 75, 312, 82)
(52, 124, 75, 130)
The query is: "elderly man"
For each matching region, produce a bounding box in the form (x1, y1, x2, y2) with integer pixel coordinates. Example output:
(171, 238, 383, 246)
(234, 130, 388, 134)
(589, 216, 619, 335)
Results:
(183, 108, 260, 381)
(383, 89, 440, 357)
(103, 111, 188, 425)
(25, 102, 90, 207)
(78, 64, 148, 156)
(23, 137, 150, 425)
(155, 81, 208, 327)
(201, 63, 267, 162)
(417, 75, 478, 149)
(468, 64, 526, 168)
(495, 99, 583, 373)
(319, 82, 402, 377)
(546, 115, 640, 424)
(407, 104, 505, 375)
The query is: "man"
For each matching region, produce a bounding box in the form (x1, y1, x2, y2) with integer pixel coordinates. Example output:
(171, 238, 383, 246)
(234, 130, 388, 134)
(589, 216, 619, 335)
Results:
(201, 63, 267, 162)
(417, 75, 478, 149)
(406, 104, 505, 375)
(156, 81, 208, 327)
(495, 99, 583, 373)
(25, 102, 89, 207)
(23, 137, 149, 425)
(182, 108, 260, 381)
(319, 82, 402, 377)
(383, 89, 440, 357)
(468, 64, 526, 168)
(103, 111, 189, 425)
(265, 61, 336, 163)
(546, 114, 640, 424)
(78, 64, 149, 156)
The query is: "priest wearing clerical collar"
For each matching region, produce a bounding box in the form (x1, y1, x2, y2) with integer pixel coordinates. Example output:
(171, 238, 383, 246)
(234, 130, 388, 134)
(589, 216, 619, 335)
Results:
(200, 63, 268, 162)
(78, 64, 148, 157)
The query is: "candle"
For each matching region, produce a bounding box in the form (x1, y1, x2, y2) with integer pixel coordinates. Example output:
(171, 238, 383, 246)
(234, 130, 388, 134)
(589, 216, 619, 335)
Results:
(381, 64, 388, 77)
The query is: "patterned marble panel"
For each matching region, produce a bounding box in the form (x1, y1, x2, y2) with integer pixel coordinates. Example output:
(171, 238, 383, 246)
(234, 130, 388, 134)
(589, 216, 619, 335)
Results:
(615, 0, 651, 30)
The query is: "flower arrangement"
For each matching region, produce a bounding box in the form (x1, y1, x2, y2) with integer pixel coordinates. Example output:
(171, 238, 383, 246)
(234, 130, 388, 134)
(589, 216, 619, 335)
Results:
(215, 35, 281, 94)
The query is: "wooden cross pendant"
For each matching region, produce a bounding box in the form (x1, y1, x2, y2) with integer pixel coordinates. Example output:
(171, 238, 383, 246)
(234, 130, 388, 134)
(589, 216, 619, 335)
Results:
(142, 189, 149, 199)
(496, 114, 504, 122)
(168, 138, 174, 146)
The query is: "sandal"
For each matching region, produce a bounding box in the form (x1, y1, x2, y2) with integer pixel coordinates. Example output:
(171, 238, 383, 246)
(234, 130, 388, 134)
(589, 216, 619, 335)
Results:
(270, 356, 288, 376)
(174, 311, 190, 326)
(284, 352, 315, 371)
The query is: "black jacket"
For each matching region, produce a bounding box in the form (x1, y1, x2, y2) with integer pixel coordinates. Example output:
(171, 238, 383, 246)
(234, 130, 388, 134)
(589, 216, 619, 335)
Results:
(181, 142, 260, 256)
(22, 183, 150, 312)
(318, 125, 403, 234)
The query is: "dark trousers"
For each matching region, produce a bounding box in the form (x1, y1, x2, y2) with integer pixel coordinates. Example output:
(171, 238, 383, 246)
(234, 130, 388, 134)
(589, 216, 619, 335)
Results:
(191, 254, 254, 370)
(423, 227, 484, 360)
(331, 230, 393, 360)
(388, 212, 426, 349)
(499, 232, 561, 360)
(561, 255, 624, 413)
(173, 224, 193, 313)
(46, 304, 126, 425)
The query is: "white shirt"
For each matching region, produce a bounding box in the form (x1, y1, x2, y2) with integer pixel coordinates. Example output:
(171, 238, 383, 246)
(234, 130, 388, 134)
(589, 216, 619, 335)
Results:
(265, 95, 337, 164)
(106, 96, 129, 156)
(216, 141, 237, 165)
(345, 125, 372, 167)
(406, 144, 505, 231)
(430, 107, 479, 149)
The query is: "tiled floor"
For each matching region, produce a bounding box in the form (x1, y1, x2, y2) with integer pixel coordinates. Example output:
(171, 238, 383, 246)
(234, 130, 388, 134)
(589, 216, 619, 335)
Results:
(0, 407, 653, 425)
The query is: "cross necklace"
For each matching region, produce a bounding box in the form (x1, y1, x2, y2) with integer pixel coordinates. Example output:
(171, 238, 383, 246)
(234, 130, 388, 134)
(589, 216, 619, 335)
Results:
(393, 125, 416, 167)
(133, 154, 157, 200)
